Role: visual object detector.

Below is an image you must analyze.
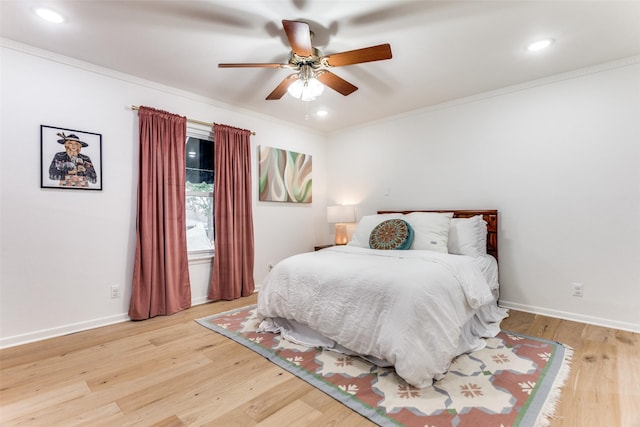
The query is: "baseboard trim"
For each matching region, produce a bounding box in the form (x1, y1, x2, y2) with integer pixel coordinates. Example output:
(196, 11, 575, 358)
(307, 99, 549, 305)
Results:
(0, 313, 131, 349)
(191, 296, 211, 306)
(6, 297, 633, 349)
(499, 300, 640, 334)
(0, 298, 215, 349)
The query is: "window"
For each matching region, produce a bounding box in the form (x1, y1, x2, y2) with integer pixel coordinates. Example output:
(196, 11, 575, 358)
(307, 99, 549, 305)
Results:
(185, 127, 214, 255)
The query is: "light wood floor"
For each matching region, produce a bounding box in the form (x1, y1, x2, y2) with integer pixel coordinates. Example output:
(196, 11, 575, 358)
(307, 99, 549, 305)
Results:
(1, 293, 638, 426)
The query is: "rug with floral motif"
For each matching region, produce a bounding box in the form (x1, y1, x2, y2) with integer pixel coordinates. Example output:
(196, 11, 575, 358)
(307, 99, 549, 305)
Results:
(197, 305, 572, 427)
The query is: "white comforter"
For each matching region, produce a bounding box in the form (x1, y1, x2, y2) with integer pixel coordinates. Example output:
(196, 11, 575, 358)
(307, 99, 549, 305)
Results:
(257, 245, 506, 388)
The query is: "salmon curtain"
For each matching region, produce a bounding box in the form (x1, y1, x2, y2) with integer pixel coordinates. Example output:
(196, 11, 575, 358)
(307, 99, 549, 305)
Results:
(208, 123, 255, 300)
(129, 106, 191, 320)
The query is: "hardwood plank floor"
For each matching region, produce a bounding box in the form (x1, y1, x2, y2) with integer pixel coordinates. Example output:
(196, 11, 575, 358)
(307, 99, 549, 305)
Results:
(1, 294, 638, 426)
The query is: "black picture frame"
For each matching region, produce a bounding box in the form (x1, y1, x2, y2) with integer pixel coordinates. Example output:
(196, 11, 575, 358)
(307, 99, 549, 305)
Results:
(40, 125, 102, 191)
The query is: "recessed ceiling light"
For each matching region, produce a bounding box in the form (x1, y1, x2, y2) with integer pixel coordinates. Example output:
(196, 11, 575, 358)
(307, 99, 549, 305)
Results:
(527, 39, 553, 52)
(35, 8, 65, 24)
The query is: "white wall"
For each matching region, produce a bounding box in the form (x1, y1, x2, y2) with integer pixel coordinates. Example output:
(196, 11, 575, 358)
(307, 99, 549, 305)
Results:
(0, 42, 328, 347)
(327, 59, 640, 332)
(2, 41, 638, 349)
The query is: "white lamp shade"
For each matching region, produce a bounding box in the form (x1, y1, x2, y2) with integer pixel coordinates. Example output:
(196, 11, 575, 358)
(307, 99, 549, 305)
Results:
(327, 205, 355, 224)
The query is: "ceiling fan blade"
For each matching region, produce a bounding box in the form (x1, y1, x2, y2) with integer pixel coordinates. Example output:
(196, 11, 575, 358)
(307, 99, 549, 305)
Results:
(316, 71, 358, 96)
(218, 63, 283, 68)
(282, 20, 313, 57)
(323, 43, 392, 67)
(266, 74, 299, 100)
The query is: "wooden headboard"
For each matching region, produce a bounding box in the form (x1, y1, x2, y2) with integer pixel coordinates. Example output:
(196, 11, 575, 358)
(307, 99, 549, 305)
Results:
(377, 210, 498, 261)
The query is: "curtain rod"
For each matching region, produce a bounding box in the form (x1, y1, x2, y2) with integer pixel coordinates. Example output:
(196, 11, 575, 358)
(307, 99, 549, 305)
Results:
(130, 105, 256, 135)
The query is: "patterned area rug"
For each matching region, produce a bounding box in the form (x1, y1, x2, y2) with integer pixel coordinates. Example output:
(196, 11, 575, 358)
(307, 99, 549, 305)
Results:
(197, 305, 572, 427)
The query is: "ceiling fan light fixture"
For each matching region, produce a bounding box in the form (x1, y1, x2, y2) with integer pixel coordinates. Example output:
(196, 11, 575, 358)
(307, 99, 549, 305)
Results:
(219, 20, 392, 101)
(287, 76, 324, 101)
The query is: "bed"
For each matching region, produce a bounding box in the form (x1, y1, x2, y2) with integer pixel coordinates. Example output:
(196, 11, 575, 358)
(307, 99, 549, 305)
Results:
(257, 209, 507, 388)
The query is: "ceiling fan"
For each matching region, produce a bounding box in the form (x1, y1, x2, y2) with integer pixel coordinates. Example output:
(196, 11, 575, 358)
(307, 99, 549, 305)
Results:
(218, 20, 392, 101)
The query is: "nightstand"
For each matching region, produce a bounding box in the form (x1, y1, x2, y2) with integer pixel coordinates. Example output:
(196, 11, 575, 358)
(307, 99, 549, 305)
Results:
(314, 244, 335, 251)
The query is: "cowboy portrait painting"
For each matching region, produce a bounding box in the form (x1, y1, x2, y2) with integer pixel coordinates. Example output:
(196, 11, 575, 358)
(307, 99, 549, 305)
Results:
(41, 125, 102, 190)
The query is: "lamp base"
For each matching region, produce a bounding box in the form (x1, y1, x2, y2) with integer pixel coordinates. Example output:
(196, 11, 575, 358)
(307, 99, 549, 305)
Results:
(335, 223, 348, 245)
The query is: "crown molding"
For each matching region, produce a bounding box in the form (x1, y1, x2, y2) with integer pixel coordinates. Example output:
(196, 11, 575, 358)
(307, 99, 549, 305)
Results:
(330, 54, 640, 135)
(0, 38, 325, 137)
(3, 37, 637, 137)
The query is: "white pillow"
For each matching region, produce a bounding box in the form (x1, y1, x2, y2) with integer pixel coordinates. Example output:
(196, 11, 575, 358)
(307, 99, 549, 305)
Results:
(403, 212, 453, 253)
(348, 213, 402, 248)
(448, 215, 487, 257)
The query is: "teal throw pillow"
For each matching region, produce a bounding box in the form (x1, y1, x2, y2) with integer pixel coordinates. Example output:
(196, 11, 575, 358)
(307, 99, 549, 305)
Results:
(369, 219, 414, 250)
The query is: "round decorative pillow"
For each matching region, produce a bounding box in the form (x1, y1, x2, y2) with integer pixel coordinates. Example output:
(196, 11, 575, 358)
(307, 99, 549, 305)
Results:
(369, 219, 414, 250)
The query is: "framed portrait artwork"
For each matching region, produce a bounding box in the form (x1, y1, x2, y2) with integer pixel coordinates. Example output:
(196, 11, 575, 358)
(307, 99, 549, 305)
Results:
(40, 125, 103, 190)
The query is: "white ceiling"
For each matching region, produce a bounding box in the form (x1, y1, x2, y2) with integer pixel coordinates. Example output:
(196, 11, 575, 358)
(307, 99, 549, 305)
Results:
(2, 1, 639, 133)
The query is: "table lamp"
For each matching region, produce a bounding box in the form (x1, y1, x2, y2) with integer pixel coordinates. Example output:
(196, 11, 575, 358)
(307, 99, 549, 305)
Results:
(327, 205, 355, 245)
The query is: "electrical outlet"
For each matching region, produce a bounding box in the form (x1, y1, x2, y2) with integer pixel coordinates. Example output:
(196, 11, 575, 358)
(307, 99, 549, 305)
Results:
(571, 282, 583, 297)
(111, 285, 121, 299)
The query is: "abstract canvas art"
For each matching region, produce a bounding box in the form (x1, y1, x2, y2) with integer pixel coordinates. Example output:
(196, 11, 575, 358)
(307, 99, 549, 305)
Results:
(259, 145, 312, 203)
